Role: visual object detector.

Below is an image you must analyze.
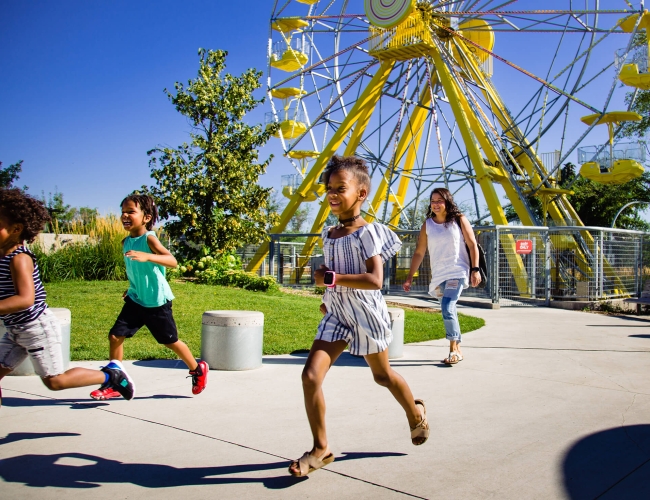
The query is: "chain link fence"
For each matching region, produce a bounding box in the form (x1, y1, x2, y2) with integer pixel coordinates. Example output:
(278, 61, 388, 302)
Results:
(239, 226, 650, 307)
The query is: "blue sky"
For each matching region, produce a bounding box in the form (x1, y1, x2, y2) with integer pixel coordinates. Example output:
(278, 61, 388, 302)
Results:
(1, 1, 643, 217)
(1, 0, 278, 213)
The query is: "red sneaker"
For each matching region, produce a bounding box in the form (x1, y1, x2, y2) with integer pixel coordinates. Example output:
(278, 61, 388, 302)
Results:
(189, 360, 209, 395)
(90, 385, 122, 400)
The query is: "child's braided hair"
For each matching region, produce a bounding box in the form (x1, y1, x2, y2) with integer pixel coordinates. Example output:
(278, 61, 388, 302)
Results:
(0, 188, 51, 243)
(121, 193, 158, 230)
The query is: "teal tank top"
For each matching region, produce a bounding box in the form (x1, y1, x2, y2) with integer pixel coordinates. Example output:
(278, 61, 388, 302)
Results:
(124, 231, 175, 308)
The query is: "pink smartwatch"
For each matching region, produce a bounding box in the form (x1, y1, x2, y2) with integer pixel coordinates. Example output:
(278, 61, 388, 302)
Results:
(323, 271, 336, 287)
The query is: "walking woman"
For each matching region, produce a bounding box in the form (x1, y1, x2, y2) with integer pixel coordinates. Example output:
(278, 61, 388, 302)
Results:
(402, 188, 481, 364)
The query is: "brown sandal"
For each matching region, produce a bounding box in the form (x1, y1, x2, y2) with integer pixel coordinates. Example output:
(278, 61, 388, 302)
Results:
(410, 399, 430, 445)
(289, 450, 335, 477)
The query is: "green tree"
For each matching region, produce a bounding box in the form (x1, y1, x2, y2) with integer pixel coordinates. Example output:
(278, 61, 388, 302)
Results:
(42, 189, 76, 231)
(398, 197, 430, 229)
(146, 49, 279, 257)
(265, 190, 284, 231)
(74, 207, 100, 226)
(561, 165, 650, 229)
(287, 204, 312, 233)
(0, 160, 24, 189)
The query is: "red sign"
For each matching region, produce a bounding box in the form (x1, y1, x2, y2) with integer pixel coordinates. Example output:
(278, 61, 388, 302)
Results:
(516, 240, 533, 254)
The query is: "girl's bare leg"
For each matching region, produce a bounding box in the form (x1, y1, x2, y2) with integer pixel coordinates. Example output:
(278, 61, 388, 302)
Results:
(364, 349, 426, 442)
(289, 339, 347, 474)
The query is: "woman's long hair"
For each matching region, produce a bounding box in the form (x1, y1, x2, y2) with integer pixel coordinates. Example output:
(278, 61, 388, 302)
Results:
(426, 187, 462, 227)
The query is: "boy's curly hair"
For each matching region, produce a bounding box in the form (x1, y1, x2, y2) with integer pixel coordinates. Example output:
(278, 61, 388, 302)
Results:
(0, 188, 51, 243)
(321, 155, 372, 193)
(121, 193, 159, 230)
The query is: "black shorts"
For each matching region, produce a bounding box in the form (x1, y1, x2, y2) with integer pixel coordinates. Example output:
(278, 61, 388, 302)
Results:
(109, 296, 179, 345)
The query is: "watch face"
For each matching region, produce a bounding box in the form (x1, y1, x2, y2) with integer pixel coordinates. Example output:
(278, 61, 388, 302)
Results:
(323, 272, 334, 285)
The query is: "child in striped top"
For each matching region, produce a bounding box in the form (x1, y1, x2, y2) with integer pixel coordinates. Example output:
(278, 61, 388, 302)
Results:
(288, 156, 429, 478)
(0, 189, 135, 406)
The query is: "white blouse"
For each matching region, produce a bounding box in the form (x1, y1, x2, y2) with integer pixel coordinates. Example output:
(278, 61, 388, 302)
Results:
(425, 218, 470, 293)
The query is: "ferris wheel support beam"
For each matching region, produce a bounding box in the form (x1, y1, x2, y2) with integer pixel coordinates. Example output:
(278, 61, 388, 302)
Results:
(458, 46, 629, 292)
(454, 42, 601, 286)
(366, 82, 434, 227)
(290, 92, 381, 281)
(461, 46, 581, 229)
(246, 60, 395, 273)
(430, 45, 533, 294)
(455, 82, 536, 226)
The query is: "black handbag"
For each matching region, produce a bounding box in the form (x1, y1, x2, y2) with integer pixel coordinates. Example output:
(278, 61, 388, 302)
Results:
(457, 218, 488, 289)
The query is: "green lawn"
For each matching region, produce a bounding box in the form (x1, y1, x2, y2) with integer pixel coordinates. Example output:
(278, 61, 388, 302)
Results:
(45, 281, 485, 361)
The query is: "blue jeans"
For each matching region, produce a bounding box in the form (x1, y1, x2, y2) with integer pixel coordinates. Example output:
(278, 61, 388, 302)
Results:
(437, 278, 466, 342)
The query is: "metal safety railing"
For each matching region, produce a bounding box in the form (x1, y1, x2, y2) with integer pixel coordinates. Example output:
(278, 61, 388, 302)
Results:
(238, 226, 650, 307)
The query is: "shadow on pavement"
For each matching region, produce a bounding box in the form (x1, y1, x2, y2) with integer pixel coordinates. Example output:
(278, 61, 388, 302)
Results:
(133, 360, 188, 369)
(562, 424, 650, 499)
(629, 334, 650, 339)
(2, 395, 190, 409)
(0, 432, 80, 446)
(263, 352, 368, 367)
(0, 451, 406, 490)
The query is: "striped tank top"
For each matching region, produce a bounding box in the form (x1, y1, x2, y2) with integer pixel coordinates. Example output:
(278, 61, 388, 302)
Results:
(0, 246, 48, 326)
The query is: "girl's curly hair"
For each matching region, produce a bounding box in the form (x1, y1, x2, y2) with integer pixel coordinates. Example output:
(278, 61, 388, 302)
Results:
(426, 187, 463, 227)
(121, 193, 158, 230)
(321, 155, 372, 193)
(0, 188, 51, 243)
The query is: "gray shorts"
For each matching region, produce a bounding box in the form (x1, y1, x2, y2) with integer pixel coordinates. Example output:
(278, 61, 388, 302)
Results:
(0, 309, 64, 378)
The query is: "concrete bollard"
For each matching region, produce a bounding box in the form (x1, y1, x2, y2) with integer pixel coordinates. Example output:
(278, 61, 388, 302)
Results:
(201, 311, 264, 370)
(5, 308, 71, 376)
(387, 307, 405, 359)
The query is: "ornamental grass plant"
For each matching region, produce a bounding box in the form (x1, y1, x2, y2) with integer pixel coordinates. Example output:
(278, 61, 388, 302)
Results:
(33, 215, 127, 282)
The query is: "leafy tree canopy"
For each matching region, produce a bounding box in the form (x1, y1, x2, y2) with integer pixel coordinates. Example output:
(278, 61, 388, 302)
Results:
(41, 189, 99, 232)
(145, 49, 279, 258)
(560, 163, 650, 230)
(0, 160, 24, 189)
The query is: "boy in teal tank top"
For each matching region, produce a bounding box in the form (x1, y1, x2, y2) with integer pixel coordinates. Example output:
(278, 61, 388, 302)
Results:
(89, 194, 209, 400)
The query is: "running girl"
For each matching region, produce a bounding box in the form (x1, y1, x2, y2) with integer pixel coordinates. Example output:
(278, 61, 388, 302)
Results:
(288, 156, 429, 477)
(89, 194, 208, 400)
(0, 188, 135, 405)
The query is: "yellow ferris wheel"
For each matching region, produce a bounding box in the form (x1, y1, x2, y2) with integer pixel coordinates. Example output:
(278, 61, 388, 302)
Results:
(248, 0, 650, 274)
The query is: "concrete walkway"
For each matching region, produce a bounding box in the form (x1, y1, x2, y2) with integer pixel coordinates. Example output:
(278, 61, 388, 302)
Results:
(1, 304, 649, 499)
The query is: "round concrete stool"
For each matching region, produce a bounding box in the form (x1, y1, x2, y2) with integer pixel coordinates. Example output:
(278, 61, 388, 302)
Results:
(387, 307, 405, 359)
(5, 308, 71, 376)
(201, 311, 264, 370)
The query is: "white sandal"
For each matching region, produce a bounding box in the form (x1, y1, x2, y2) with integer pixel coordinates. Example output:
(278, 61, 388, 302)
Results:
(443, 352, 461, 364)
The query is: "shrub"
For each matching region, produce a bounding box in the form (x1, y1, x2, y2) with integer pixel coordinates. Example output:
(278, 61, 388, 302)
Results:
(174, 252, 241, 278)
(33, 216, 126, 282)
(196, 269, 279, 292)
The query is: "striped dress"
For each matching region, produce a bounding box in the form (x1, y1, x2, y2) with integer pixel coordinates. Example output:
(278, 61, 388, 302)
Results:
(0, 246, 47, 326)
(316, 223, 402, 356)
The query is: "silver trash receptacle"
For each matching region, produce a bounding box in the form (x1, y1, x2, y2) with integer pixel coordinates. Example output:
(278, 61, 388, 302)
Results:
(5, 308, 71, 376)
(387, 307, 405, 359)
(201, 311, 264, 370)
